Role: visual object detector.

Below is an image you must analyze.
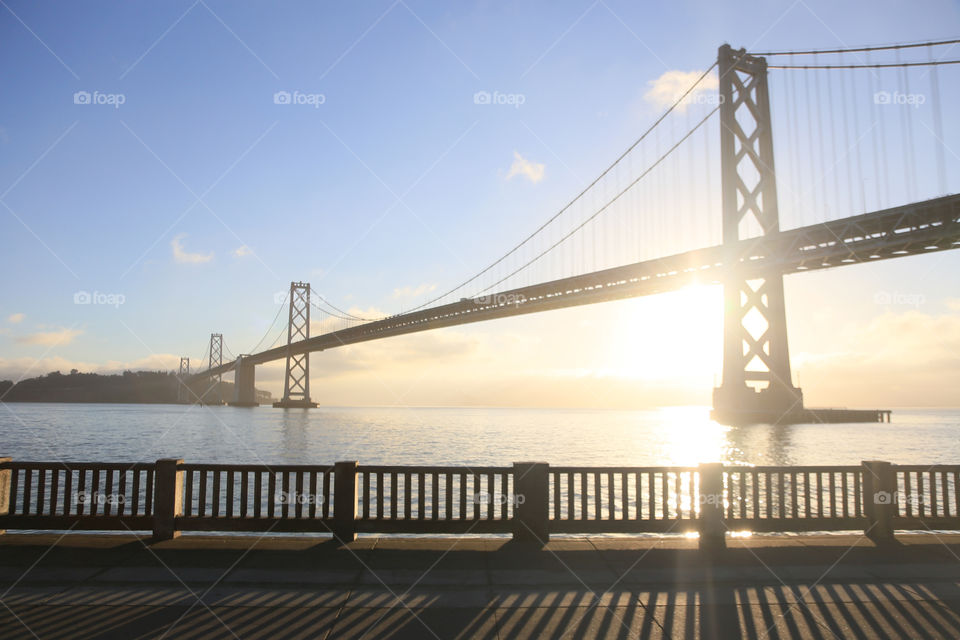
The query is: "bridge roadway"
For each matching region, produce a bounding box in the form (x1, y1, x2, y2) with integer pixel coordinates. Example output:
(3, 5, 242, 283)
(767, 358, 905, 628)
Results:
(195, 194, 960, 381)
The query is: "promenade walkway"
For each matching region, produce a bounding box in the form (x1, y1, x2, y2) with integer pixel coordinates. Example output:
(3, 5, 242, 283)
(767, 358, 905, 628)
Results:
(0, 533, 958, 638)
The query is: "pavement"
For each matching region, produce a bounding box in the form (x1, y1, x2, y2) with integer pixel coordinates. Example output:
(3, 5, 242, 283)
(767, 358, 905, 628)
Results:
(0, 532, 959, 639)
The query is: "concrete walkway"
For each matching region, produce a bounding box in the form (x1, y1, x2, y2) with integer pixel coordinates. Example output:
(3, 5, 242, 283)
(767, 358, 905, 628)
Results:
(1, 533, 959, 639)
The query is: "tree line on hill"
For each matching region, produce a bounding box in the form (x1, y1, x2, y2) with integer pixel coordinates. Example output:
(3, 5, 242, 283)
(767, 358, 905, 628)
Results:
(0, 370, 263, 404)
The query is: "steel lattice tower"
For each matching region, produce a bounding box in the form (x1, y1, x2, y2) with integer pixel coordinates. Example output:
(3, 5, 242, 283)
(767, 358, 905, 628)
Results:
(712, 44, 803, 424)
(177, 357, 190, 404)
(208, 333, 223, 404)
(275, 282, 318, 408)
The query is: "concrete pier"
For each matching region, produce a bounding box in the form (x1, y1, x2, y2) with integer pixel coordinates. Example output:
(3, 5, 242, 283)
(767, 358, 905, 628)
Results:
(1, 533, 959, 638)
(228, 357, 258, 407)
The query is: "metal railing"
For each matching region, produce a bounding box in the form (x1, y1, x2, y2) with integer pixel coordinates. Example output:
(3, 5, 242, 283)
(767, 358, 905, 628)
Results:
(0, 458, 957, 547)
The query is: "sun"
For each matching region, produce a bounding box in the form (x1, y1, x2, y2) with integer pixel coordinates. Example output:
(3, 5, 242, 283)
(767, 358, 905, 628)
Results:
(605, 284, 724, 383)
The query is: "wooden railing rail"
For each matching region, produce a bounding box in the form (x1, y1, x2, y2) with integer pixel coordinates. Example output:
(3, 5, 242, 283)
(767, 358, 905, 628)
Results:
(1, 458, 958, 547)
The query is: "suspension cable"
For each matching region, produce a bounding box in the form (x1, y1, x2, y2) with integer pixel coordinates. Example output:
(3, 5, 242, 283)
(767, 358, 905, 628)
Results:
(755, 38, 960, 56)
(770, 60, 960, 69)
(476, 106, 720, 297)
(404, 61, 720, 312)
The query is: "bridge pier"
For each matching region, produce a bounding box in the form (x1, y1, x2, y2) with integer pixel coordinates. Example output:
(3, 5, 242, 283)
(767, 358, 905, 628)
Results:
(229, 356, 259, 407)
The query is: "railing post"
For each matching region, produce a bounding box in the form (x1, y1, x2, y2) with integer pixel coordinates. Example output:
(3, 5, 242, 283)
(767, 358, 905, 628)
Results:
(153, 458, 184, 541)
(862, 460, 896, 544)
(512, 462, 549, 545)
(698, 462, 726, 550)
(0, 458, 11, 535)
(333, 461, 358, 543)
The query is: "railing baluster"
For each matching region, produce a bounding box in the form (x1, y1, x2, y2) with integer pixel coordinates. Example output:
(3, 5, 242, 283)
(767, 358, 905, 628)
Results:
(35, 469, 47, 516)
(647, 471, 654, 520)
(592, 472, 600, 520)
(240, 471, 249, 518)
(930, 471, 938, 518)
(253, 471, 262, 518)
(607, 472, 617, 520)
(580, 472, 588, 520)
(841, 472, 849, 518)
(661, 471, 668, 520)
(854, 470, 862, 518)
(904, 471, 913, 517)
(443, 469, 453, 520)
(552, 472, 560, 521)
(323, 469, 332, 518)
(459, 473, 467, 520)
(213, 470, 222, 518)
(403, 472, 411, 520)
(90, 469, 102, 516)
(227, 471, 237, 518)
(625, 472, 632, 520)
(790, 472, 798, 518)
(116, 469, 125, 517)
(918, 472, 926, 518)
(752, 470, 760, 519)
(941, 470, 950, 518)
(63, 468, 72, 516)
(804, 472, 812, 518)
(267, 471, 276, 518)
(484, 473, 492, 520)
(307, 470, 316, 519)
(75, 469, 85, 516)
(419, 473, 427, 520)
(633, 471, 641, 520)
(389, 471, 397, 520)
(144, 469, 154, 516)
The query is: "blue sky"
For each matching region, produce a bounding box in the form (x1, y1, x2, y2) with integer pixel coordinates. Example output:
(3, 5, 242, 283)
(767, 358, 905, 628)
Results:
(1, 0, 959, 407)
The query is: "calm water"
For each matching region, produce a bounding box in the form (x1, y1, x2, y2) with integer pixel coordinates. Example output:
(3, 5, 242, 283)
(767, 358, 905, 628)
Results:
(2, 403, 958, 466)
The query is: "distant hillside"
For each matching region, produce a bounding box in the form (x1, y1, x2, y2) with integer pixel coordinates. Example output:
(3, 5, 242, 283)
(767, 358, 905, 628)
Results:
(0, 370, 272, 404)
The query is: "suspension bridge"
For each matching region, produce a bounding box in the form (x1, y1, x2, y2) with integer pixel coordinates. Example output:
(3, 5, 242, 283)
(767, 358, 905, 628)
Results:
(178, 41, 960, 425)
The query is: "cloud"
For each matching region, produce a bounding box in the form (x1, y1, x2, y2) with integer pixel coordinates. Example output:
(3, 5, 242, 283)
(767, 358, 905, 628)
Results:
(505, 151, 545, 183)
(171, 233, 213, 264)
(7, 313, 24, 324)
(16, 328, 83, 346)
(643, 69, 718, 111)
(233, 245, 253, 258)
(392, 283, 437, 300)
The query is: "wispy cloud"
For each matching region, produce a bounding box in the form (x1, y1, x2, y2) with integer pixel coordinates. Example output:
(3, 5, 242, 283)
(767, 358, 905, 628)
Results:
(392, 283, 437, 299)
(233, 245, 253, 258)
(171, 233, 213, 264)
(16, 327, 82, 346)
(7, 313, 25, 324)
(643, 69, 718, 111)
(505, 151, 545, 183)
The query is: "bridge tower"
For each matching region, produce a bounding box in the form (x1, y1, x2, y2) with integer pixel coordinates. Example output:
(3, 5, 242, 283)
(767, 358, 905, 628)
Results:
(712, 44, 804, 425)
(207, 333, 224, 405)
(177, 357, 190, 404)
(274, 281, 318, 408)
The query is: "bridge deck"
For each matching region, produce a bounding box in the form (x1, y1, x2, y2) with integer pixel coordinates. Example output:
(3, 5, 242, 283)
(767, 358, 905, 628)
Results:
(196, 194, 960, 379)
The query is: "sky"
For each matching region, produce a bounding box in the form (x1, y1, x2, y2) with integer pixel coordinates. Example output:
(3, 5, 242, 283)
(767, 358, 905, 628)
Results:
(1, 0, 959, 409)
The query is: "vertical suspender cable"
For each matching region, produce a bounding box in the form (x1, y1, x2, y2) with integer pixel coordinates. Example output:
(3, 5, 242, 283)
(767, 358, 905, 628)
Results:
(824, 67, 841, 221)
(866, 51, 884, 210)
(812, 56, 829, 221)
(898, 48, 918, 201)
(928, 44, 947, 194)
